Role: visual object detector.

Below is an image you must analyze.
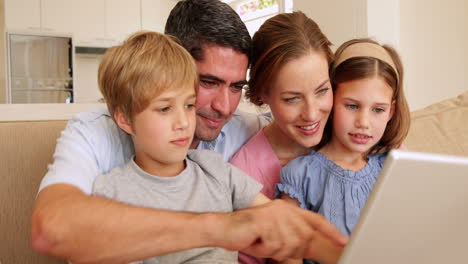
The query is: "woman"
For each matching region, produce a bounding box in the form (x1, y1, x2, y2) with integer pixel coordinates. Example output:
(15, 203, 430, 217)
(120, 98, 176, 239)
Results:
(230, 11, 339, 264)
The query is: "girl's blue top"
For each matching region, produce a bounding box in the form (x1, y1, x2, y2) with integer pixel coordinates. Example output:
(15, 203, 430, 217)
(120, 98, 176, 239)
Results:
(277, 150, 387, 237)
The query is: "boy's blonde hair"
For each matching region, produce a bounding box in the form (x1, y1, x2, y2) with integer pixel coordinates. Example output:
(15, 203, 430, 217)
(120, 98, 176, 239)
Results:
(98, 31, 198, 121)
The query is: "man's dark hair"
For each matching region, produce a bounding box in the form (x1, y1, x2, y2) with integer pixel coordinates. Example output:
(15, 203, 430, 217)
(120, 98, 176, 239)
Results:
(165, 0, 251, 63)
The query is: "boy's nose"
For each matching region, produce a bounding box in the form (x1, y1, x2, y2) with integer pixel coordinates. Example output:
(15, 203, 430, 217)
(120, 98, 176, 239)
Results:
(174, 109, 189, 130)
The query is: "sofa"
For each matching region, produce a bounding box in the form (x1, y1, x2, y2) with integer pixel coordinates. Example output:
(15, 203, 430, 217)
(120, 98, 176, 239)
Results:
(1, 91, 467, 263)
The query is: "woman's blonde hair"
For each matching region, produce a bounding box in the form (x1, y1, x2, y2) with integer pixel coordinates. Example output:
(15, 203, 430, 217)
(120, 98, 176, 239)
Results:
(98, 31, 198, 122)
(323, 38, 410, 155)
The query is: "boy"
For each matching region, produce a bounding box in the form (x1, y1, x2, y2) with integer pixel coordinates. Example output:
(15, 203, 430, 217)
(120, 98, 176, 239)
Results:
(93, 31, 269, 263)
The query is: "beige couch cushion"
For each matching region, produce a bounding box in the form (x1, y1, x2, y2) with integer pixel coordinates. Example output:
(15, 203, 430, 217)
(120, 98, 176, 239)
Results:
(0, 120, 67, 264)
(405, 91, 468, 156)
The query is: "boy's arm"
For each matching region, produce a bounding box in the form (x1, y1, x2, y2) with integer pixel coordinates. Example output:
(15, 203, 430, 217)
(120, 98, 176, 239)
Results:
(32, 185, 347, 264)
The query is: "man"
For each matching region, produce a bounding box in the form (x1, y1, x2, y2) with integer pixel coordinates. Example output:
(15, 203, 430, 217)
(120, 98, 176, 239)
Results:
(31, 1, 347, 263)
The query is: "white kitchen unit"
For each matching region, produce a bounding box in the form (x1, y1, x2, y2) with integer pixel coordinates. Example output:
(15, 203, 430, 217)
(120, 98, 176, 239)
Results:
(4, 0, 41, 31)
(41, 0, 73, 34)
(105, 0, 141, 44)
(71, 0, 107, 46)
(72, 0, 140, 47)
(5, 0, 72, 34)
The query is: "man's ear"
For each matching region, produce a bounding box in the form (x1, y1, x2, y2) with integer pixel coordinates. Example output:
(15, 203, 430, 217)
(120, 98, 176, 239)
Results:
(114, 109, 134, 135)
(388, 100, 396, 121)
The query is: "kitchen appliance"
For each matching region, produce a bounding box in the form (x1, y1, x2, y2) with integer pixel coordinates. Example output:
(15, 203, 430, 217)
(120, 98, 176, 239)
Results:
(6, 33, 73, 103)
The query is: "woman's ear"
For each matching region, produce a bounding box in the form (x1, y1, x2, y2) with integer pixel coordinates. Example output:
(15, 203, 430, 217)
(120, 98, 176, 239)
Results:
(114, 109, 134, 135)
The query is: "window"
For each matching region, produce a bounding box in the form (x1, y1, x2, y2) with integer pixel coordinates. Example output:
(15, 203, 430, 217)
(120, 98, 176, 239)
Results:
(224, 0, 293, 36)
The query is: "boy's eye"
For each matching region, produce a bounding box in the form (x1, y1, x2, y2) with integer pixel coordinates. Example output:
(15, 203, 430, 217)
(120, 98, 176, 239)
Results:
(159, 106, 170, 113)
(186, 103, 195, 109)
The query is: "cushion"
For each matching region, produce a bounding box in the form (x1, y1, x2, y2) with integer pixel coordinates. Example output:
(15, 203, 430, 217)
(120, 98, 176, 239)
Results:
(405, 91, 468, 156)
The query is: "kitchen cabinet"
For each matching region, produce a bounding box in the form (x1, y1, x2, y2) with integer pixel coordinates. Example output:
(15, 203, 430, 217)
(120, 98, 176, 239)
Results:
(5, 0, 72, 34)
(72, 0, 141, 46)
(41, 0, 73, 34)
(105, 0, 141, 43)
(5, 0, 41, 31)
(71, 0, 106, 46)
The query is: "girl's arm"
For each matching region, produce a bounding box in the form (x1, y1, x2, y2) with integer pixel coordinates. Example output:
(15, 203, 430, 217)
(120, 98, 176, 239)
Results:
(280, 193, 301, 206)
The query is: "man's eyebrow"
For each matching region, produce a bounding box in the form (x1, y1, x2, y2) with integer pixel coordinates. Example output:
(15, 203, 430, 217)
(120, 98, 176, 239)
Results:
(199, 74, 226, 84)
(199, 74, 247, 86)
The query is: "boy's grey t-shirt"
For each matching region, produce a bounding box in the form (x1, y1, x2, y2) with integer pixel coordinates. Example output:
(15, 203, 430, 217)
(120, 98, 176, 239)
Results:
(93, 149, 263, 264)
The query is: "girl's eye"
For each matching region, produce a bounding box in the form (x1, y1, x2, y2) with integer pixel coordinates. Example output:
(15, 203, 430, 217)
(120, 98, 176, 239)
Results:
(374, 108, 385, 113)
(345, 104, 358, 110)
(186, 104, 195, 110)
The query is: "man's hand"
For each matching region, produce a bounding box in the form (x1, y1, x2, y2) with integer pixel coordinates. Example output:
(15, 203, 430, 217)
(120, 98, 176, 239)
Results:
(209, 199, 347, 264)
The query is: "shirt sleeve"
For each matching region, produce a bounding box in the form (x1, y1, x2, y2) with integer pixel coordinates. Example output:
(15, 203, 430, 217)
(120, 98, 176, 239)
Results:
(276, 156, 310, 210)
(38, 107, 132, 194)
(227, 163, 263, 210)
(189, 150, 263, 210)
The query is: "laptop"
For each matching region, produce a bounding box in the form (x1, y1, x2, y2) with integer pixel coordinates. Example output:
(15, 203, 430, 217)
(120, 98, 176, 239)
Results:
(338, 150, 468, 264)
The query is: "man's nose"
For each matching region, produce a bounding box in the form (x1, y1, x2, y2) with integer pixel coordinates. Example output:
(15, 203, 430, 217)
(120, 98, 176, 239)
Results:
(212, 87, 231, 116)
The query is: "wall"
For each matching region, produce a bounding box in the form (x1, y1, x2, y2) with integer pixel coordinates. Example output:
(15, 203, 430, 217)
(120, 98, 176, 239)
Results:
(294, 0, 368, 50)
(400, 0, 468, 110)
(0, 0, 6, 103)
(294, 0, 467, 111)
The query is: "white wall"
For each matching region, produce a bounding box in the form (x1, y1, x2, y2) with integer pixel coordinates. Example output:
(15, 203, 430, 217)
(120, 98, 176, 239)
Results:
(294, 0, 368, 51)
(400, 0, 468, 110)
(0, 0, 6, 103)
(294, 0, 468, 111)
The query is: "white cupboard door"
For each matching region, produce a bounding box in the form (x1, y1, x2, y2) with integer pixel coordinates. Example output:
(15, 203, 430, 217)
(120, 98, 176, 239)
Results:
(71, 0, 106, 46)
(41, 0, 73, 34)
(141, 0, 177, 33)
(105, 0, 141, 44)
(5, 0, 41, 31)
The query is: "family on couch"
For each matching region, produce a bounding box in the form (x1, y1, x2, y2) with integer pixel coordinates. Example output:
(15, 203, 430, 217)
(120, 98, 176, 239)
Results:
(31, 0, 409, 263)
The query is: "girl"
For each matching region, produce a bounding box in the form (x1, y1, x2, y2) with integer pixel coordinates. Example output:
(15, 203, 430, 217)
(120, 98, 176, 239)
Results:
(277, 38, 411, 263)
